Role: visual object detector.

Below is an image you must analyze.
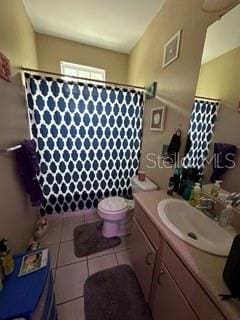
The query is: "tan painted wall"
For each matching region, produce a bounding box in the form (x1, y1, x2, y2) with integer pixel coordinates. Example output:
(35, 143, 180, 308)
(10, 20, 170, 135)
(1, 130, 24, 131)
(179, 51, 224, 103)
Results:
(196, 47, 240, 102)
(128, 0, 218, 189)
(196, 47, 240, 192)
(0, 0, 38, 71)
(36, 33, 129, 84)
(0, 0, 39, 253)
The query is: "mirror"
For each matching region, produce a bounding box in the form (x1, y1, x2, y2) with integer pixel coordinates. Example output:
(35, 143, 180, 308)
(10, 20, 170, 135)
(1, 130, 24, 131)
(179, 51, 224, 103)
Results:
(202, 0, 238, 12)
(186, 4, 240, 208)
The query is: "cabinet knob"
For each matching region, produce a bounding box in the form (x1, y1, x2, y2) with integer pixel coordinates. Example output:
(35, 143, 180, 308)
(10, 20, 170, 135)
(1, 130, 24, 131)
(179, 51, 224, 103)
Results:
(145, 252, 154, 265)
(157, 266, 165, 286)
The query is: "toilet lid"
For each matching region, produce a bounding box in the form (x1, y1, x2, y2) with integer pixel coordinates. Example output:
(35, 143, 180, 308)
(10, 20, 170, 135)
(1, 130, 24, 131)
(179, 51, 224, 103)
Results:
(98, 197, 128, 213)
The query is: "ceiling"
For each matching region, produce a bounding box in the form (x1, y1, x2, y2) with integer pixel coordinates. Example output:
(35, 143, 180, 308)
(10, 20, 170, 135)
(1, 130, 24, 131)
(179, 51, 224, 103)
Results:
(23, 0, 166, 54)
(202, 3, 240, 63)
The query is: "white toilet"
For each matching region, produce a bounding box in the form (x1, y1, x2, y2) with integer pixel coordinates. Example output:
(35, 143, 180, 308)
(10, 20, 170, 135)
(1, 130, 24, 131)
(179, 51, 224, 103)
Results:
(98, 176, 158, 238)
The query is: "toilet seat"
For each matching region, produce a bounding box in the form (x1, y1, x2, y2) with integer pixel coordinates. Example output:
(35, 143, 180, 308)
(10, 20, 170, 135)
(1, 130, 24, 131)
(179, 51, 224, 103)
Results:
(97, 196, 131, 238)
(98, 196, 128, 214)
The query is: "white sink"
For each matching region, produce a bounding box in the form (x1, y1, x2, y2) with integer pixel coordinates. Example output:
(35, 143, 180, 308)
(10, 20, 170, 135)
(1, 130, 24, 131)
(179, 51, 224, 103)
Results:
(157, 198, 235, 256)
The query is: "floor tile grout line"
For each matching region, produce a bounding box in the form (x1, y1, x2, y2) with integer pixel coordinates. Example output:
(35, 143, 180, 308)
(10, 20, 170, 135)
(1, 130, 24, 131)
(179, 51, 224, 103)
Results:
(60, 238, 74, 243)
(87, 251, 115, 261)
(56, 295, 84, 306)
(86, 258, 90, 278)
(54, 248, 128, 270)
(42, 241, 61, 247)
(57, 259, 87, 269)
(114, 251, 119, 265)
(55, 218, 64, 271)
(59, 238, 76, 244)
(113, 247, 130, 254)
(86, 244, 90, 277)
(56, 254, 89, 269)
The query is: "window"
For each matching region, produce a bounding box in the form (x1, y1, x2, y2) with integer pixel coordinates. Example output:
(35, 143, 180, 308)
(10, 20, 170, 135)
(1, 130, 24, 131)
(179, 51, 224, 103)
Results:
(60, 61, 106, 82)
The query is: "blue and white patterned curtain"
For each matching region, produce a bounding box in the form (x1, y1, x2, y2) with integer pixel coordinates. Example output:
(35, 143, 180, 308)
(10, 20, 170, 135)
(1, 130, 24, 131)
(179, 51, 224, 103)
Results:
(24, 73, 144, 215)
(182, 98, 219, 170)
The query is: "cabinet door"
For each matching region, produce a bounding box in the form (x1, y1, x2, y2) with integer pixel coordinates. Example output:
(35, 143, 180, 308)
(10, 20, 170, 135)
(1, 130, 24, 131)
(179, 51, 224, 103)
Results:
(129, 218, 156, 301)
(152, 263, 198, 320)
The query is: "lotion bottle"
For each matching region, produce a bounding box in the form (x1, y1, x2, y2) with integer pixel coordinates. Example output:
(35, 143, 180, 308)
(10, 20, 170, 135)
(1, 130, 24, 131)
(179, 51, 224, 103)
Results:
(219, 201, 233, 228)
(211, 180, 222, 197)
(189, 183, 201, 207)
(194, 183, 201, 207)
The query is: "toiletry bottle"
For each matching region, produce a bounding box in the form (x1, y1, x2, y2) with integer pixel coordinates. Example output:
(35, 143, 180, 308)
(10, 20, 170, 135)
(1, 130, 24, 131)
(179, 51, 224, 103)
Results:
(167, 176, 175, 196)
(173, 168, 181, 193)
(189, 184, 196, 206)
(219, 202, 233, 228)
(194, 183, 201, 207)
(182, 181, 193, 201)
(0, 238, 14, 276)
(189, 183, 201, 207)
(211, 180, 222, 197)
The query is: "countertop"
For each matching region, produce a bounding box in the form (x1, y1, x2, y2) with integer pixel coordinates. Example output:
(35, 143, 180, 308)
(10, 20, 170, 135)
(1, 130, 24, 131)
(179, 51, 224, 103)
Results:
(134, 190, 240, 320)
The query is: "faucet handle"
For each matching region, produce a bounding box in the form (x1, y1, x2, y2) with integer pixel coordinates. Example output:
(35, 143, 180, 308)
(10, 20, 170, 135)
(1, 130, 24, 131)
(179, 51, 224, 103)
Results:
(200, 197, 216, 204)
(227, 193, 240, 207)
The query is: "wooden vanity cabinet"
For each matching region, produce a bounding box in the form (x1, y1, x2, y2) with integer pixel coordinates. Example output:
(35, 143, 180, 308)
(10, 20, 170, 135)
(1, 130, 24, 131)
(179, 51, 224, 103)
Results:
(130, 202, 227, 320)
(161, 244, 225, 320)
(151, 261, 198, 320)
(129, 218, 157, 301)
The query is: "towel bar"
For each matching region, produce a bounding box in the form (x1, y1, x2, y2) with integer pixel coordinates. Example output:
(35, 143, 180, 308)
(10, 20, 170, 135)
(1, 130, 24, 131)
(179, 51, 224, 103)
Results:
(0, 144, 22, 154)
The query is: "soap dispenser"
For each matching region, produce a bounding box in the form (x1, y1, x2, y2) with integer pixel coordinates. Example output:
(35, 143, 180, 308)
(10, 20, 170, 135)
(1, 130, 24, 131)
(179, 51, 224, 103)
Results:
(194, 183, 201, 207)
(189, 183, 201, 207)
(219, 201, 233, 228)
(211, 180, 222, 197)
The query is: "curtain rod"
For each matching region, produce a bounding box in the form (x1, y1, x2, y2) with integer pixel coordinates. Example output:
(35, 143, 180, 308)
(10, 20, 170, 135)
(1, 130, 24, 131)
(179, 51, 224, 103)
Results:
(195, 95, 220, 102)
(21, 67, 145, 91)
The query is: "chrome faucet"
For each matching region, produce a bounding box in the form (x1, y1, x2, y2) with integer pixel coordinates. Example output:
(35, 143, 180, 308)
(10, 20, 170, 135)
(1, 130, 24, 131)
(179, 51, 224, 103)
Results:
(196, 197, 218, 221)
(227, 193, 240, 208)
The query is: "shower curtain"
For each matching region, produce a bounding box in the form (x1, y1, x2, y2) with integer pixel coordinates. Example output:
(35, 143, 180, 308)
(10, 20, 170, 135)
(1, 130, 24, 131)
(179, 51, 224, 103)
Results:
(182, 98, 219, 171)
(24, 73, 144, 215)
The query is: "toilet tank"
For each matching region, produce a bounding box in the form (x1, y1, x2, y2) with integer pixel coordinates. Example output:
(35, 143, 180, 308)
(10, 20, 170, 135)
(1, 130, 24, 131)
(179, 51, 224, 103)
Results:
(132, 176, 158, 194)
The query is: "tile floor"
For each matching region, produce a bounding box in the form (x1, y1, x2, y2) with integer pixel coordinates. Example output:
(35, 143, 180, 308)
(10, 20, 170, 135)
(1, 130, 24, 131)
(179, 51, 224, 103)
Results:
(41, 210, 132, 320)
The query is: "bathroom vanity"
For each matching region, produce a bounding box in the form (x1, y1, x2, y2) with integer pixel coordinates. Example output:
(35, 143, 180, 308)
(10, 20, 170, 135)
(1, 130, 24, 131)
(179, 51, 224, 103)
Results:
(129, 190, 240, 320)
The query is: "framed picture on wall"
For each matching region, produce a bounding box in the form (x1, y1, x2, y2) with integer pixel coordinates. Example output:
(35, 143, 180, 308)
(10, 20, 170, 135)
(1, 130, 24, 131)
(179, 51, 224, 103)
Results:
(162, 30, 182, 68)
(150, 106, 166, 131)
(145, 81, 157, 99)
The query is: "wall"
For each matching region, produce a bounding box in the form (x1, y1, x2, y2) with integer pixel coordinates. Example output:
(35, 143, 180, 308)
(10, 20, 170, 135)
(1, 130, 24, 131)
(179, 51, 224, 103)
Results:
(196, 47, 240, 192)
(0, 0, 39, 253)
(128, 0, 219, 189)
(36, 33, 129, 84)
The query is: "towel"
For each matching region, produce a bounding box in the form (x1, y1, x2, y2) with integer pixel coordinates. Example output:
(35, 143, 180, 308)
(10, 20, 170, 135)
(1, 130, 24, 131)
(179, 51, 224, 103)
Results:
(184, 134, 191, 156)
(210, 143, 237, 182)
(167, 130, 182, 164)
(16, 139, 43, 206)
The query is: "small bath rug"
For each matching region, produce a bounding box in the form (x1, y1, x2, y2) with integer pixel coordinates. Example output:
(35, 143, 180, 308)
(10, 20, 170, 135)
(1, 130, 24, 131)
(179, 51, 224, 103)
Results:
(84, 264, 153, 320)
(73, 221, 121, 258)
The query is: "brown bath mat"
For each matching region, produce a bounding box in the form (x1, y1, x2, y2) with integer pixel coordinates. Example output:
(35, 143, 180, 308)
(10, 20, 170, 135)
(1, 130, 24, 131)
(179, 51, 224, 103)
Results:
(73, 221, 121, 258)
(84, 265, 153, 320)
